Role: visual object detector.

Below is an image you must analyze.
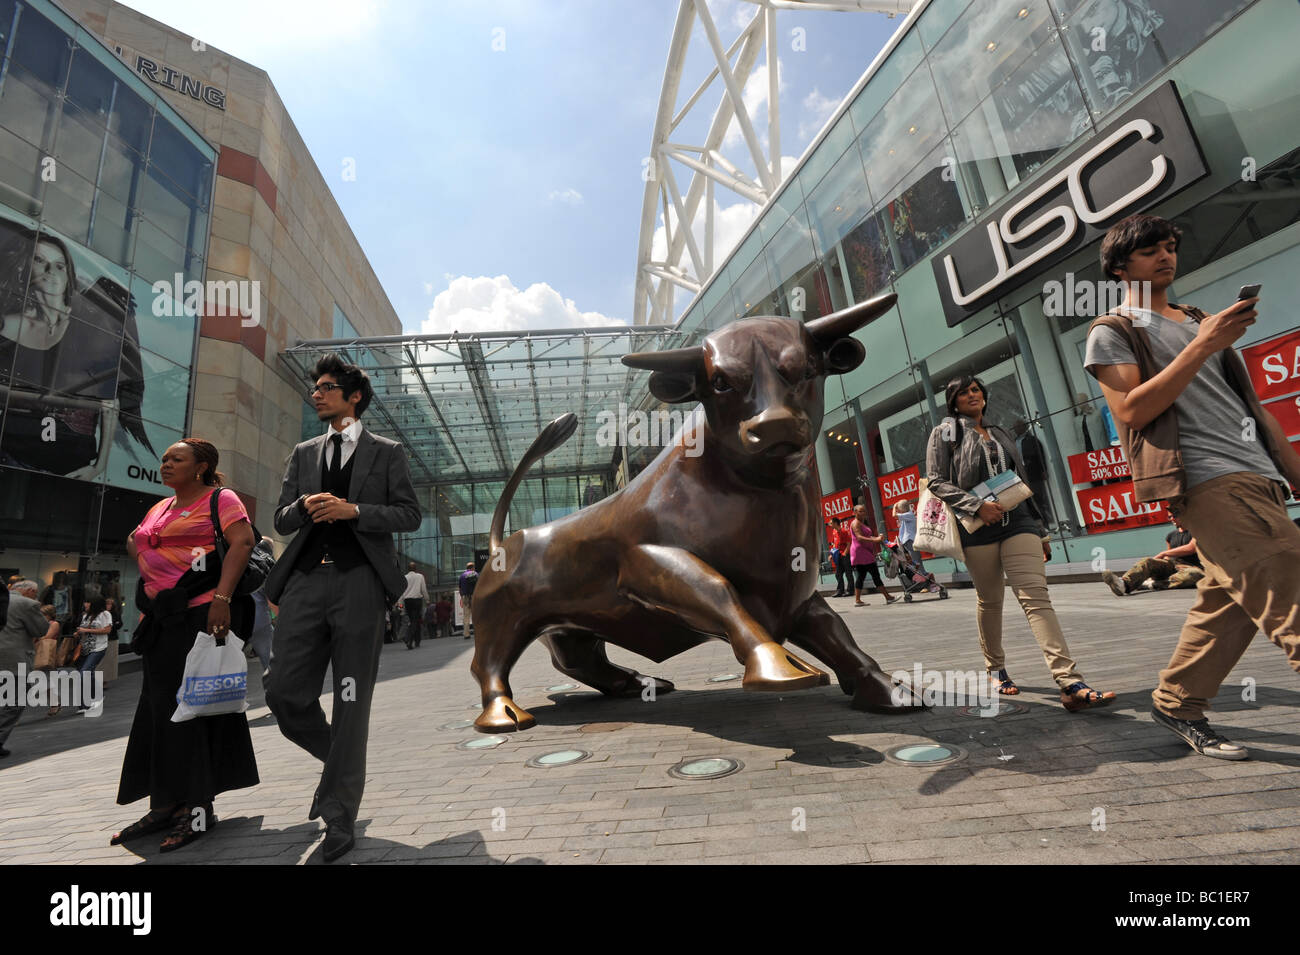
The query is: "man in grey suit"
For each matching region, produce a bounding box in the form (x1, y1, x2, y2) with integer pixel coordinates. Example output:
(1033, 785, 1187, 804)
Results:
(0, 580, 50, 759)
(265, 354, 421, 861)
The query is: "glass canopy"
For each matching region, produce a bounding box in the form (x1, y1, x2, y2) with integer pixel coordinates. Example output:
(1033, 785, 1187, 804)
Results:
(280, 324, 688, 586)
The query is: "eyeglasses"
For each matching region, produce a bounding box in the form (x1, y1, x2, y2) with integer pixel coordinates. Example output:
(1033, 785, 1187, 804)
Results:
(309, 383, 344, 397)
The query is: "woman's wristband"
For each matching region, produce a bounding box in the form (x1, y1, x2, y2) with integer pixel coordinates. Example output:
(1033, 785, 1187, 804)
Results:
(213, 592, 232, 604)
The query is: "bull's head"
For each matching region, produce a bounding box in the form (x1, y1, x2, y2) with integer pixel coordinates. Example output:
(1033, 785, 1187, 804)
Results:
(622, 293, 896, 484)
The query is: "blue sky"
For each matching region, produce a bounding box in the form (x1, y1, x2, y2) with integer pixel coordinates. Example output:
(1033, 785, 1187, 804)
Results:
(118, 0, 900, 333)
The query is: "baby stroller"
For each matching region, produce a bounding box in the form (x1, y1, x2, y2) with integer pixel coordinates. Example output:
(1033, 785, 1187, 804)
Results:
(881, 541, 948, 602)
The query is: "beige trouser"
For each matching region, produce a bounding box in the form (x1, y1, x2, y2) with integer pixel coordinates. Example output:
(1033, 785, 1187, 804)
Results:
(963, 531, 1082, 688)
(1156, 472, 1300, 720)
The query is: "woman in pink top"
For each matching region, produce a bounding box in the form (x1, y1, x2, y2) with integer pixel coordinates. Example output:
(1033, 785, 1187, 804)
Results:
(112, 438, 259, 853)
(850, 504, 898, 607)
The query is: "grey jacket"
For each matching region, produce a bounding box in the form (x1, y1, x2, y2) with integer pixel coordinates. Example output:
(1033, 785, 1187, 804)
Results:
(266, 427, 422, 603)
(0, 592, 46, 665)
(924, 415, 1046, 532)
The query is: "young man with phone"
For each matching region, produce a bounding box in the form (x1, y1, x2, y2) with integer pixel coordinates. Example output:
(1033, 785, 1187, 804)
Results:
(1084, 213, 1300, 760)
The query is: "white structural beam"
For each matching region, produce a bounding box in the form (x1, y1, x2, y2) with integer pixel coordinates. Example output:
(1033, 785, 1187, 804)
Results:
(633, 0, 917, 326)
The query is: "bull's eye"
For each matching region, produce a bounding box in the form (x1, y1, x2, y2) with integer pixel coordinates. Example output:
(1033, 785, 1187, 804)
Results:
(711, 372, 732, 393)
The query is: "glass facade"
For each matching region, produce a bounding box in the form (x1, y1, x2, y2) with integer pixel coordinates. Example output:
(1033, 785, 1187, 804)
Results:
(665, 0, 1298, 574)
(0, 0, 215, 614)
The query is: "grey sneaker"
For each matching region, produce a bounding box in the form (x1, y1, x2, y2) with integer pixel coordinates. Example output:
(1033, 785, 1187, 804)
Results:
(1101, 571, 1128, 596)
(1150, 707, 1248, 760)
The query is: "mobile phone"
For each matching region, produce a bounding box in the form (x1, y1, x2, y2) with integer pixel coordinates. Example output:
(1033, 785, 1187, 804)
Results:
(1237, 283, 1261, 300)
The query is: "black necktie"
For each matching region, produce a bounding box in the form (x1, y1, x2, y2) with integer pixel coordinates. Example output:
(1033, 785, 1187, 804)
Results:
(328, 433, 343, 486)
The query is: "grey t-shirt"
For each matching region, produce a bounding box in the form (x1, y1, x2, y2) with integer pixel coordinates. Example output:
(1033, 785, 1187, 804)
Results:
(1084, 308, 1284, 491)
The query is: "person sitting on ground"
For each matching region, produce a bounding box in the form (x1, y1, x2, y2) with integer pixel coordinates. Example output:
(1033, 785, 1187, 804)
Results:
(1102, 514, 1203, 596)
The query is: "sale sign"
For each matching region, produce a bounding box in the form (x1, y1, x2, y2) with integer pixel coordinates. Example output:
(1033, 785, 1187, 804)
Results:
(1263, 393, 1300, 438)
(878, 465, 920, 508)
(820, 488, 853, 522)
(1076, 479, 1166, 532)
(1242, 328, 1300, 404)
(1067, 446, 1130, 484)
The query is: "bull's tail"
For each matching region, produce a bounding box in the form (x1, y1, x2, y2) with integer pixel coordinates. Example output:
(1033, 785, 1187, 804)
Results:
(489, 413, 579, 554)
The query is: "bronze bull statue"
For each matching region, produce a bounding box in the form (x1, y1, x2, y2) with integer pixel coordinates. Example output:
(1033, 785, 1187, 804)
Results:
(470, 293, 922, 732)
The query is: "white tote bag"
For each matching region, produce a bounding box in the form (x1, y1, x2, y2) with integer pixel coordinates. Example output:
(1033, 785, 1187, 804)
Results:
(172, 632, 249, 722)
(915, 478, 965, 560)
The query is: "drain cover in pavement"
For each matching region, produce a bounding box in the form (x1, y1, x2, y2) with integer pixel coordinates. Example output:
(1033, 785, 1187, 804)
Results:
(669, 756, 743, 780)
(457, 735, 507, 751)
(884, 743, 966, 766)
(546, 683, 579, 692)
(526, 749, 591, 768)
(439, 719, 475, 731)
(707, 673, 741, 683)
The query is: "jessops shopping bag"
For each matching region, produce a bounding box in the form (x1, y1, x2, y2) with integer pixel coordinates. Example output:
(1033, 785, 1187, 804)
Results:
(171, 632, 249, 722)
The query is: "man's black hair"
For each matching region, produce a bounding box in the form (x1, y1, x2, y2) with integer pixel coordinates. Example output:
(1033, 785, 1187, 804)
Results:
(945, 374, 988, 420)
(1100, 213, 1183, 280)
(312, 352, 373, 416)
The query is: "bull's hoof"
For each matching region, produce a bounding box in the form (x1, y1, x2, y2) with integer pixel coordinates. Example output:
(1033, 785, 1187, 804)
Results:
(742, 643, 827, 691)
(474, 696, 536, 733)
(851, 669, 926, 713)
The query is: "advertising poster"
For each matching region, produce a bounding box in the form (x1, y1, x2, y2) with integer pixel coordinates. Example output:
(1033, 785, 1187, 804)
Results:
(0, 210, 194, 494)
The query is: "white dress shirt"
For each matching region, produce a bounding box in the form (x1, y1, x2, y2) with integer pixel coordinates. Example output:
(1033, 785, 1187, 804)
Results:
(401, 571, 429, 601)
(324, 418, 363, 468)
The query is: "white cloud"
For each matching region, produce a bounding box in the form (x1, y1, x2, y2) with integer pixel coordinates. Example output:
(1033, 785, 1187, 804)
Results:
(422, 275, 626, 335)
(799, 87, 840, 141)
(723, 61, 785, 150)
(547, 187, 584, 205)
(422, 282, 434, 295)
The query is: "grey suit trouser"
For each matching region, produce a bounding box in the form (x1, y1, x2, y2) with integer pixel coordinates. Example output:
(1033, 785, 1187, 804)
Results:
(0, 647, 34, 747)
(267, 562, 386, 825)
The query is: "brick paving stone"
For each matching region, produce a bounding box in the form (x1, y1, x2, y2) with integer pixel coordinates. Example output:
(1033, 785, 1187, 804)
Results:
(3, 584, 1298, 865)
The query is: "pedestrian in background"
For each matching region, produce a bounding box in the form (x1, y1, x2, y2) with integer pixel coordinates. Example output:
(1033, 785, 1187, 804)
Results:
(459, 561, 478, 639)
(849, 505, 897, 607)
(435, 594, 452, 639)
(0, 581, 46, 757)
(73, 596, 112, 716)
(399, 561, 429, 649)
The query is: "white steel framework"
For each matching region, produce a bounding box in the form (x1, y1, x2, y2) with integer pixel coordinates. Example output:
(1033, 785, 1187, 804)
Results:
(634, 0, 915, 326)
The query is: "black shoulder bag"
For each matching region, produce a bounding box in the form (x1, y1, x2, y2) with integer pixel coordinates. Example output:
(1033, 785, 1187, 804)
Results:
(209, 487, 276, 595)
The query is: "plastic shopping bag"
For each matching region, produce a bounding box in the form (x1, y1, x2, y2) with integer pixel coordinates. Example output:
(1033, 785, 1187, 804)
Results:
(171, 631, 249, 722)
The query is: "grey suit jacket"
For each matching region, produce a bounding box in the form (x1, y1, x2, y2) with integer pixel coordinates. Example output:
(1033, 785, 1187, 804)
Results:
(265, 426, 422, 603)
(0, 593, 46, 667)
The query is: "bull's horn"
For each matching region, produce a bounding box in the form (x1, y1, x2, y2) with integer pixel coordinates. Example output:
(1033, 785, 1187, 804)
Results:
(804, 292, 897, 343)
(621, 346, 704, 371)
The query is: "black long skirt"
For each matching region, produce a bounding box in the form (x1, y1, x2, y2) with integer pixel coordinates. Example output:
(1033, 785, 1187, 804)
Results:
(117, 600, 260, 808)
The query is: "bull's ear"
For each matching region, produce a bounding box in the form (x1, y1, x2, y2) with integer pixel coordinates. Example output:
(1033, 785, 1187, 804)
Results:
(805, 292, 897, 344)
(824, 338, 866, 375)
(623, 347, 704, 404)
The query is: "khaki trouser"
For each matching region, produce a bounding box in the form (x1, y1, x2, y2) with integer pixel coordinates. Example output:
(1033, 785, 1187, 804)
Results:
(1124, 557, 1204, 591)
(1156, 472, 1300, 720)
(963, 531, 1082, 688)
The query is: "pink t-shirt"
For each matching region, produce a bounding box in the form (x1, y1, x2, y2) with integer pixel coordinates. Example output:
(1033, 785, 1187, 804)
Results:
(133, 488, 250, 608)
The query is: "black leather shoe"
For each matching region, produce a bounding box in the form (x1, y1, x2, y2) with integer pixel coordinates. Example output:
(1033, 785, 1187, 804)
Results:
(308, 788, 321, 821)
(322, 820, 354, 863)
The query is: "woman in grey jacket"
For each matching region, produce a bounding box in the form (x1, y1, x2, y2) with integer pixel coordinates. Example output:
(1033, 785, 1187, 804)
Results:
(926, 375, 1115, 711)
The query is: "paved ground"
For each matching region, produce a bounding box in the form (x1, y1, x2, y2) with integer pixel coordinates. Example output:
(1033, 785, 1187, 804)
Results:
(2, 582, 1299, 865)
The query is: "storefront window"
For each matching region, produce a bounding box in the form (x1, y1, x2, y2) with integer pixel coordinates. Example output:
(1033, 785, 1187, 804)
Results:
(1055, 0, 1255, 121)
(927, 0, 1058, 129)
(856, 61, 945, 204)
(877, 140, 969, 272)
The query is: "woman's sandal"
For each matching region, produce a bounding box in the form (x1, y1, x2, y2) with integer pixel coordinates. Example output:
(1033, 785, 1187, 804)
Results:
(110, 806, 182, 845)
(992, 669, 1020, 696)
(159, 804, 217, 853)
(1061, 681, 1117, 712)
